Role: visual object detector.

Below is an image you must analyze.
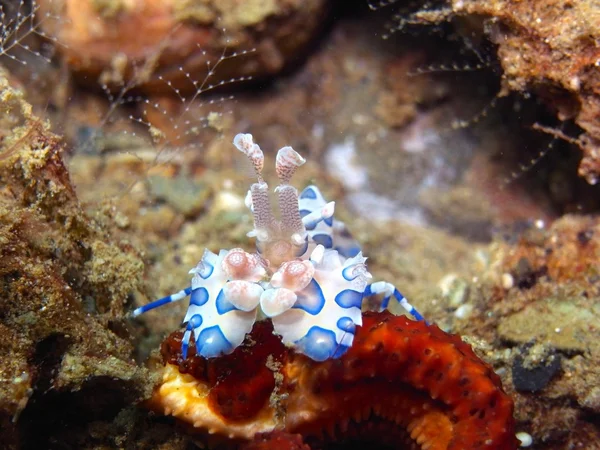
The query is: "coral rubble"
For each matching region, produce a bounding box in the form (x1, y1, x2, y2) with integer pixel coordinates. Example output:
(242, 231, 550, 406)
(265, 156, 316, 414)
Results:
(435, 214, 600, 449)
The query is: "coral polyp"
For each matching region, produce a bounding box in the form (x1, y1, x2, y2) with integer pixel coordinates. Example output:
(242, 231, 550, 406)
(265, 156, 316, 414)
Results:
(133, 133, 424, 361)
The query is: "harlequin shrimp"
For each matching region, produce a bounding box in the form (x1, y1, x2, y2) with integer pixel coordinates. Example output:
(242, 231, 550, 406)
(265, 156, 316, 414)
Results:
(132, 133, 425, 361)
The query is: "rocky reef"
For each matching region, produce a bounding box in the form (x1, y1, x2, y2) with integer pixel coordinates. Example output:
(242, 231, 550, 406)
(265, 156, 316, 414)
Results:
(0, 0, 599, 449)
(396, 0, 600, 185)
(0, 69, 150, 448)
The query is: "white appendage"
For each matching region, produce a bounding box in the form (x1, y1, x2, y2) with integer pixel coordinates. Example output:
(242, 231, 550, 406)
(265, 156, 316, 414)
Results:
(365, 281, 424, 321)
(182, 249, 264, 358)
(268, 246, 371, 361)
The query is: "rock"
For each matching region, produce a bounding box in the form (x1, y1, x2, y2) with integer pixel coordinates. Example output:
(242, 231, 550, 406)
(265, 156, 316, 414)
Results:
(148, 174, 210, 217)
(37, 0, 331, 94)
(417, 0, 600, 184)
(498, 296, 597, 353)
(512, 346, 561, 393)
(0, 68, 151, 447)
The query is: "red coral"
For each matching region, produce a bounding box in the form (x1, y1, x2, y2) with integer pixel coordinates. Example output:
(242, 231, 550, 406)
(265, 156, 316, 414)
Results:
(157, 312, 517, 449)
